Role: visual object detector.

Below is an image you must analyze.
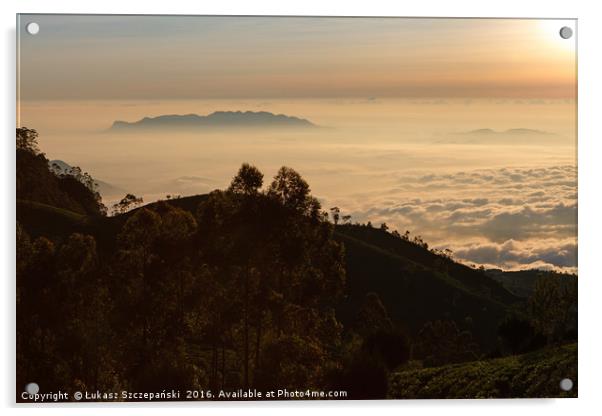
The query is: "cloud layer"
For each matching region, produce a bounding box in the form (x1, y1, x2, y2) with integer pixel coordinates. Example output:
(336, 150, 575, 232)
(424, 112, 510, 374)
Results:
(350, 165, 577, 272)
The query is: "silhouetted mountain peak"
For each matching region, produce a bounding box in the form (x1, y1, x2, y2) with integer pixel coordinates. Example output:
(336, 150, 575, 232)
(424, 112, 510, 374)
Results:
(110, 110, 316, 131)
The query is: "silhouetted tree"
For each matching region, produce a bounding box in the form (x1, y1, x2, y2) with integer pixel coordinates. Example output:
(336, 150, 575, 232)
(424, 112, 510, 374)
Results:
(228, 163, 264, 196)
(112, 193, 143, 215)
(54, 233, 116, 391)
(16, 127, 40, 154)
(112, 204, 202, 390)
(355, 292, 393, 336)
(197, 165, 346, 390)
(17, 128, 106, 216)
(414, 320, 479, 366)
(329, 353, 389, 399)
(364, 329, 410, 371)
(267, 166, 311, 213)
(17, 231, 119, 397)
(529, 275, 577, 342)
(330, 207, 340, 225)
(498, 314, 536, 355)
(18, 160, 356, 397)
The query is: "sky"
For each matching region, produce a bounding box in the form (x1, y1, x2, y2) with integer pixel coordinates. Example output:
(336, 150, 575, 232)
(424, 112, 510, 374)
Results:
(17, 15, 577, 273)
(18, 15, 576, 100)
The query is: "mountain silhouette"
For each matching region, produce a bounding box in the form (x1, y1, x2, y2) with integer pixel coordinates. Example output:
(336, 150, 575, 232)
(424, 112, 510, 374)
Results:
(437, 128, 568, 145)
(110, 110, 316, 131)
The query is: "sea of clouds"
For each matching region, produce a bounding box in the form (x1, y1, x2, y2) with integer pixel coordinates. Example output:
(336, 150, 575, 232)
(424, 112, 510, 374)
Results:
(349, 165, 577, 273)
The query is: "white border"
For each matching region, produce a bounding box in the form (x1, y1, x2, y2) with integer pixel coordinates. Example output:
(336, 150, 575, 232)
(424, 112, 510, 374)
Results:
(2, 1, 601, 415)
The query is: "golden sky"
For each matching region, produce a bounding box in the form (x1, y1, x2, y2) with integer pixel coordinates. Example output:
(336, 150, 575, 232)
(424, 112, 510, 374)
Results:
(18, 15, 576, 100)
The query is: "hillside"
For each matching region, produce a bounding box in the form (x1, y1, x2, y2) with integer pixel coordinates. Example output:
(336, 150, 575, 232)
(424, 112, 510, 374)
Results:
(17, 148, 105, 216)
(49, 159, 126, 199)
(17, 199, 89, 239)
(334, 225, 520, 349)
(16, 151, 573, 399)
(17, 193, 209, 247)
(389, 343, 577, 399)
(17, 192, 519, 350)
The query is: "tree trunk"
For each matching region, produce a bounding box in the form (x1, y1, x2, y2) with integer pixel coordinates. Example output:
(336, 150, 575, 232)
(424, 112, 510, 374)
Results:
(254, 315, 262, 374)
(243, 267, 249, 389)
(179, 270, 184, 333)
(212, 342, 218, 390)
(221, 343, 226, 389)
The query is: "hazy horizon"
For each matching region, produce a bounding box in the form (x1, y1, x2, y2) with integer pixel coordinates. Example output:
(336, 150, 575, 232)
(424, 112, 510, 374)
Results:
(17, 15, 577, 273)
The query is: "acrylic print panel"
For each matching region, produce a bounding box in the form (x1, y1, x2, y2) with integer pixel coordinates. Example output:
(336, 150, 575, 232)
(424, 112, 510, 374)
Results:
(16, 14, 577, 402)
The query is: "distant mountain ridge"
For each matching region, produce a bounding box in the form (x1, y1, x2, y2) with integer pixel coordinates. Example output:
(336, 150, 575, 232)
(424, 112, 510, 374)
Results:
(437, 127, 569, 145)
(486, 268, 577, 298)
(110, 110, 316, 131)
(465, 128, 554, 136)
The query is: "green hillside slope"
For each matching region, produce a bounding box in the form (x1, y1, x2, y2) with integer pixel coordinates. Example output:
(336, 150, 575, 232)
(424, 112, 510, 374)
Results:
(389, 343, 577, 399)
(336, 224, 517, 304)
(334, 225, 520, 348)
(17, 199, 88, 238)
(17, 148, 104, 216)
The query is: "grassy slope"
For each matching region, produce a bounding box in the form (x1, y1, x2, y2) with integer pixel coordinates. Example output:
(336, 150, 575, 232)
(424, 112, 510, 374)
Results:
(17, 149, 103, 216)
(334, 226, 520, 349)
(336, 224, 517, 305)
(17, 199, 88, 239)
(17, 195, 209, 249)
(389, 343, 577, 399)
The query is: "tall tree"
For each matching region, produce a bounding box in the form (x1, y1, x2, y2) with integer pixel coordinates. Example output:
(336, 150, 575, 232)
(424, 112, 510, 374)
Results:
(529, 275, 577, 342)
(228, 163, 264, 196)
(267, 166, 311, 213)
(112, 204, 202, 390)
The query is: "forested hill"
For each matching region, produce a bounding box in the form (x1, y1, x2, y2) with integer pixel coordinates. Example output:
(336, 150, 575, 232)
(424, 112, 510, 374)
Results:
(17, 188, 520, 351)
(17, 147, 105, 216)
(333, 224, 519, 349)
(335, 224, 516, 305)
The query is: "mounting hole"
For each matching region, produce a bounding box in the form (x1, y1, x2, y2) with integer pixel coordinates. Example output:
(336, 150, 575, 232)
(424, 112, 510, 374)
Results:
(26, 22, 40, 35)
(559, 26, 573, 40)
(25, 382, 39, 395)
(559, 378, 573, 391)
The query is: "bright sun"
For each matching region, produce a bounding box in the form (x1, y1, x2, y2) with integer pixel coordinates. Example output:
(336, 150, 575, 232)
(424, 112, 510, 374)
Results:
(537, 20, 576, 52)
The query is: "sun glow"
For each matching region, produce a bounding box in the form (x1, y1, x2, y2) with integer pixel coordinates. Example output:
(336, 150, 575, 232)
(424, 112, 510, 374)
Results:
(537, 20, 576, 53)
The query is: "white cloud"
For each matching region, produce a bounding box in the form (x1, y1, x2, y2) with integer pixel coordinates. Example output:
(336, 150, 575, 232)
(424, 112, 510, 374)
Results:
(345, 165, 577, 272)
